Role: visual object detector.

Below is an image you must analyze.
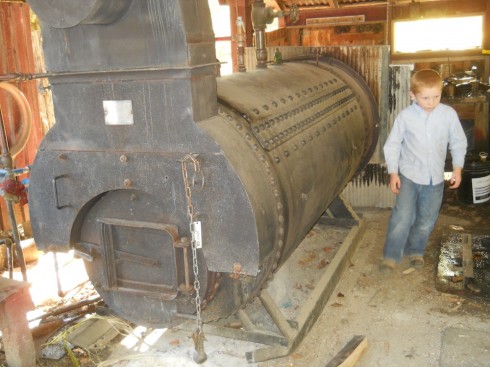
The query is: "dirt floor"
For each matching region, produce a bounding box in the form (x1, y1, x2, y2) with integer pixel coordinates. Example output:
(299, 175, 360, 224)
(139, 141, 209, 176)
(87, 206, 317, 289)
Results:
(260, 187, 490, 367)
(1, 186, 490, 367)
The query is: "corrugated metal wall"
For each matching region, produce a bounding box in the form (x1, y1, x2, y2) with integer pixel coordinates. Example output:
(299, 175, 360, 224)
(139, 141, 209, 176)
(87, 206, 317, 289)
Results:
(343, 64, 412, 207)
(244, 46, 413, 208)
(387, 65, 413, 132)
(0, 2, 44, 232)
(343, 64, 412, 208)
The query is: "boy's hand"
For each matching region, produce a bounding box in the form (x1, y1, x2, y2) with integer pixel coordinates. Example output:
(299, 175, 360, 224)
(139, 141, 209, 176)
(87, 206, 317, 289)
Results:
(449, 167, 463, 189)
(389, 173, 401, 194)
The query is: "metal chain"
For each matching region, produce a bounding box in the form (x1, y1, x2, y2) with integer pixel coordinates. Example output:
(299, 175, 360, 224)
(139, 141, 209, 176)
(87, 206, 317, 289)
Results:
(181, 153, 207, 363)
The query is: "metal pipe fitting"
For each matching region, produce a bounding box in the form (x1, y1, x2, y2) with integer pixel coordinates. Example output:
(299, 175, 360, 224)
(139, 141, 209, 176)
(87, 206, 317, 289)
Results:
(252, 0, 282, 68)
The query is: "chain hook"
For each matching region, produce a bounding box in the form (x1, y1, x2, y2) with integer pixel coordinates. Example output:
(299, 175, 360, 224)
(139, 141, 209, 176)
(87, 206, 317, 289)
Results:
(181, 153, 207, 364)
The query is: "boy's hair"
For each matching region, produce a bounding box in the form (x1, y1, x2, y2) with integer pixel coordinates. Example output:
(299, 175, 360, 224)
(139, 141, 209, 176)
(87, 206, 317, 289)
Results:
(410, 69, 443, 94)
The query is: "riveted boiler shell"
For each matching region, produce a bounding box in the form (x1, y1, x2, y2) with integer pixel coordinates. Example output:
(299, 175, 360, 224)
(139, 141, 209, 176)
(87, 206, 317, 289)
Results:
(201, 58, 379, 269)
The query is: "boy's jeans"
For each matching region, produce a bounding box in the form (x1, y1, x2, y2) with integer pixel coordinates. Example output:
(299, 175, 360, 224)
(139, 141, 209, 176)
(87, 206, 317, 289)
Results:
(383, 174, 444, 262)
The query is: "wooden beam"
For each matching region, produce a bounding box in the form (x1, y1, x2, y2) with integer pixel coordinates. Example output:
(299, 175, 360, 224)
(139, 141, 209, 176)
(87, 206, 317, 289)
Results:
(292, 5, 387, 26)
(274, 0, 287, 11)
(462, 234, 474, 278)
(325, 335, 368, 367)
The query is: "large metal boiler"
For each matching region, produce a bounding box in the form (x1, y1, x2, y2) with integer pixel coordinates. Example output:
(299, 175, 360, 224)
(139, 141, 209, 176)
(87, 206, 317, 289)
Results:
(27, 0, 379, 328)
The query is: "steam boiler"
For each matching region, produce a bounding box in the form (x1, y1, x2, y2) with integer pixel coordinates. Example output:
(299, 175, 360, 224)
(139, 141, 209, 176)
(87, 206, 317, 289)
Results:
(27, 0, 379, 328)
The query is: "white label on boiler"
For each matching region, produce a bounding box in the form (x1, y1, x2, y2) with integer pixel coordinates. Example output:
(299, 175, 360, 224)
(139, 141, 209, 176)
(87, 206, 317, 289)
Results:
(103, 100, 134, 125)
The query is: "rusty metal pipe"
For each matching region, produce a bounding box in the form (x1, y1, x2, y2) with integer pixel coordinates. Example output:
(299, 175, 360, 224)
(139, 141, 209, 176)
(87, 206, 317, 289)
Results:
(0, 107, 27, 281)
(236, 16, 246, 73)
(251, 0, 281, 68)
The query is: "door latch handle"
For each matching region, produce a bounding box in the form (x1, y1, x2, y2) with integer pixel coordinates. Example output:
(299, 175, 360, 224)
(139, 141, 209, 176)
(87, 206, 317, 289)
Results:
(52, 175, 69, 209)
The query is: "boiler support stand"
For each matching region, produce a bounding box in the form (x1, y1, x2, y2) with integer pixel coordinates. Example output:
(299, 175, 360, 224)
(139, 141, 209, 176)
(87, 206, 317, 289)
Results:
(183, 195, 366, 362)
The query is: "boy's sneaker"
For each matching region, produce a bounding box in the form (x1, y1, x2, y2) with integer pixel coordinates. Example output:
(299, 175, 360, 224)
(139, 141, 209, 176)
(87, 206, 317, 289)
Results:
(409, 255, 424, 269)
(379, 258, 396, 274)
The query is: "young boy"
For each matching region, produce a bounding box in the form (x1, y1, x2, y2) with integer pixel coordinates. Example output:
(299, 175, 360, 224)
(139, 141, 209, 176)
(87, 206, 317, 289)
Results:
(380, 69, 467, 273)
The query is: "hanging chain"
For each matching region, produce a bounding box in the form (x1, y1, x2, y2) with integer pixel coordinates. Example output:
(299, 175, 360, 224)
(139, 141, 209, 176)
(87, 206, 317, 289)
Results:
(181, 153, 207, 364)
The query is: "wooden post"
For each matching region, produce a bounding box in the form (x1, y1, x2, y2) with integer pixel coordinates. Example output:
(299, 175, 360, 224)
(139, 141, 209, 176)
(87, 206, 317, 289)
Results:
(0, 277, 36, 367)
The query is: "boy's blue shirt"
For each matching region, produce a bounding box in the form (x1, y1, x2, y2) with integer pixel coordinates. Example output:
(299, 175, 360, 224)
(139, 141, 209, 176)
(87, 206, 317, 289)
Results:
(384, 101, 467, 185)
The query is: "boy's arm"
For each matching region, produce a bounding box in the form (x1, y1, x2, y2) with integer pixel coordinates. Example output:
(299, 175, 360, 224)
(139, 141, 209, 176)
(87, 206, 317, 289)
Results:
(447, 108, 467, 189)
(384, 114, 405, 188)
(449, 166, 462, 189)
